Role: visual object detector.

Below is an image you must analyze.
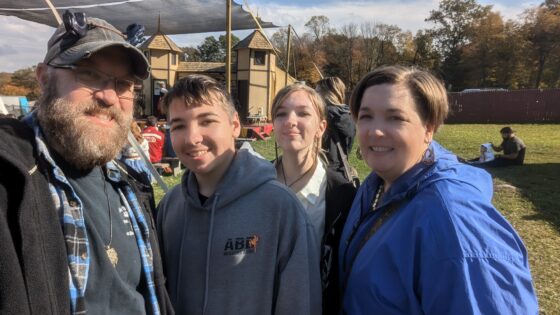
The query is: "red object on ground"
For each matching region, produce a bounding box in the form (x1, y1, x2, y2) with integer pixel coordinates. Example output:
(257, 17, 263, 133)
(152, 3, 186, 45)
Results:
(241, 123, 273, 140)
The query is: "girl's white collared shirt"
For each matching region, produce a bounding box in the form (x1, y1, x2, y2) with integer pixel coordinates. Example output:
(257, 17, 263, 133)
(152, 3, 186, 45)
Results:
(295, 159, 327, 249)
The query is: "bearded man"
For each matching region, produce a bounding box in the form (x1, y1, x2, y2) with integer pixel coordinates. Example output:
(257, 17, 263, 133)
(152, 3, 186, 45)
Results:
(0, 14, 172, 315)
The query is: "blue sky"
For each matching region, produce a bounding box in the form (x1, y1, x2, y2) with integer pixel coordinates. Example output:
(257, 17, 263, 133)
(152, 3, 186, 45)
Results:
(0, 0, 539, 72)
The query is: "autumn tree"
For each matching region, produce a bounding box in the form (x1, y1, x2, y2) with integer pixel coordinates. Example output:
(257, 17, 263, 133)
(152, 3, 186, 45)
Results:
(338, 23, 360, 86)
(426, 0, 492, 90)
(0, 84, 29, 97)
(291, 32, 323, 84)
(256, 2, 560, 90)
(181, 46, 201, 61)
(394, 31, 416, 64)
(411, 30, 441, 70)
(357, 22, 380, 73)
(321, 33, 349, 79)
(11, 67, 37, 90)
(305, 15, 332, 42)
(523, 4, 560, 88)
(183, 34, 240, 62)
(0, 67, 40, 99)
(271, 27, 289, 69)
(374, 23, 402, 67)
(461, 11, 506, 87)
(492, 20, 530, 89)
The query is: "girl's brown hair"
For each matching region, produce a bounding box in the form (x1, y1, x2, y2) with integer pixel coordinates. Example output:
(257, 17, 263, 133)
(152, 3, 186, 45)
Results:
(271, 83, 327, 164)
(316, 76, 346, 106)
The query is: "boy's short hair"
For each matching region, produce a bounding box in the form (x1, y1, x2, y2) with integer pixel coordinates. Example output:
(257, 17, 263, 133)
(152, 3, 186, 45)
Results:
(147, 115, 158, 126)
(164, 74, 237, 119)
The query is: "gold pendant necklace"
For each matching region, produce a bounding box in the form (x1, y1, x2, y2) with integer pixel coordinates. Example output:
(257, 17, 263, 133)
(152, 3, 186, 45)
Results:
(102, 168, 118, 267)
(106, 245, 118, 267)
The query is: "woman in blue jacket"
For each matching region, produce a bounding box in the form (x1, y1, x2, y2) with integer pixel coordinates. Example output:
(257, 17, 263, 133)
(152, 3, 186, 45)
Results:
(339, 66, 538, 314)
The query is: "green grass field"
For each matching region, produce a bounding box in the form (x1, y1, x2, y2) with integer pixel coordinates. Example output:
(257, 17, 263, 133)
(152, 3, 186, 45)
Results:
(154, 124, 560, 314)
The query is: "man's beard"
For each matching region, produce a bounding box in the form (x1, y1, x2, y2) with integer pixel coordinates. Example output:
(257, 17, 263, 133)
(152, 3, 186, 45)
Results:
(36, 80, 132, 170)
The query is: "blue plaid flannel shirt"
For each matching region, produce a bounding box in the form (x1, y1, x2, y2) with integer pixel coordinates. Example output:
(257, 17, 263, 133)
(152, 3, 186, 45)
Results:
(24, 113, 160, 315)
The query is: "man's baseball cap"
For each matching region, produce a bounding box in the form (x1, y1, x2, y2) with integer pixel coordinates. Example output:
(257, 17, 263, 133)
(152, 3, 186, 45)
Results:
(44, 15, 150, 79)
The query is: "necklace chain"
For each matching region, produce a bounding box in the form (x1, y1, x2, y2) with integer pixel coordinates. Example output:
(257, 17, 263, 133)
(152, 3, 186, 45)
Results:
(101, 167, 118, 267)
(280, 159, 314, 188)
(371, 182, 384, 212)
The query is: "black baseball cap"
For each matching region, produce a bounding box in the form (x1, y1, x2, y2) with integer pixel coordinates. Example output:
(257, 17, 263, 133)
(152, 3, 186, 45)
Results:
(44, 16, 150, 79)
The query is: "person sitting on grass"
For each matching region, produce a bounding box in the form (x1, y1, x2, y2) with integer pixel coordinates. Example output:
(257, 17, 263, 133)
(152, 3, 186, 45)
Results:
(465, 143, 495, 164)
(478, 126, 526, 167)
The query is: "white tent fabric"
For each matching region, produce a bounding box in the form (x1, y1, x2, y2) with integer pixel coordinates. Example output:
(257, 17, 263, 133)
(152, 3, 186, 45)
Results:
(0, 0, 276, 35)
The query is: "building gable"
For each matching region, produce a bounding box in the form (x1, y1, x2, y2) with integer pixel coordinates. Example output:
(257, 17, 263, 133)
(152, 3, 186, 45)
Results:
(233, 29, 273, 51)
(140, 32, 183, 52)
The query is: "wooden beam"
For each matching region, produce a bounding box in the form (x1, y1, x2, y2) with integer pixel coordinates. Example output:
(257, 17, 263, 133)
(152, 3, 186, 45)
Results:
(285, 25, 292, 86)
(226, 0, 232, 93)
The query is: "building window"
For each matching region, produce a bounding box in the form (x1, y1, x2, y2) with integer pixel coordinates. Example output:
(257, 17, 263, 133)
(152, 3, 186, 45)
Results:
(171, 53, 177, 65)
(254, 51, 266, 65)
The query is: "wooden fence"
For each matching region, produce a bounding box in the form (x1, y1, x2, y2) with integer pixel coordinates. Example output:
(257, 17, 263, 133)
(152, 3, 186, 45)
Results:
(446, 89, 560, 123)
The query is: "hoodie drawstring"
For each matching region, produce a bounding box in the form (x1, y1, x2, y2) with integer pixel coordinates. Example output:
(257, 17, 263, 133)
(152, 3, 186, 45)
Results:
(202, 194, 219, 315)
(175, 200, 190, 305)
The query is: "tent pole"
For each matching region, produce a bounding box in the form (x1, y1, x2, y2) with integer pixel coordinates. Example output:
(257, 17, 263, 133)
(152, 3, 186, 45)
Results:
(43, 0, 62, 24)
(226, 0, 232, 94)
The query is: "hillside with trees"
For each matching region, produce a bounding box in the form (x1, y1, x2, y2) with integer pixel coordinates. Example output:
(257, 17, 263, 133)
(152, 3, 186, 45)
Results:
(0, 67, 40, 100)
(1, 0, 559, 95)
(271, 0, 560, 91)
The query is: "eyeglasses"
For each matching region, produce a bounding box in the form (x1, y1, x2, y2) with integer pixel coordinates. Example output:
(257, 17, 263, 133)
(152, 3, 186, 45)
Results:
(51, 65, 137, 101)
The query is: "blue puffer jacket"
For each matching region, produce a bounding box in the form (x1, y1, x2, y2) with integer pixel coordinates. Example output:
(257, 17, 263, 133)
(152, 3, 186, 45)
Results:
(339, 141, 538, 315)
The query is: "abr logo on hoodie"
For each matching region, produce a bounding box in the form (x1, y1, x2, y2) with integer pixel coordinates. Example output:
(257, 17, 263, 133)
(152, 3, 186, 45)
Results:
(223, 234, 260, 256)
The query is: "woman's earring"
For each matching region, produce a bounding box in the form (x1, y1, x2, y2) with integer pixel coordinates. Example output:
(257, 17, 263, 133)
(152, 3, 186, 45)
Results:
(422, 144, 435, 165)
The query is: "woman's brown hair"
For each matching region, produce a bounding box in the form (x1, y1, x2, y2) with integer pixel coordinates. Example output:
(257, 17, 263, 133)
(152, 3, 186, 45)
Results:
(350, 65, 449, 132)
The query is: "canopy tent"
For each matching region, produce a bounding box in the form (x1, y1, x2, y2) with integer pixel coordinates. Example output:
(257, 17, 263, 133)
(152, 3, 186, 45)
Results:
(0, 0, 276, 35)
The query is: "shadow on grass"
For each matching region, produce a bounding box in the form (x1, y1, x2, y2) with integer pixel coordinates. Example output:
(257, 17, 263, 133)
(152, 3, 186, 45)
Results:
(485, 163, 560, 233)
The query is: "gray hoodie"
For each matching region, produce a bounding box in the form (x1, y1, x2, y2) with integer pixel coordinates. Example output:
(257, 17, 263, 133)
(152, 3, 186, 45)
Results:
(157, 149, 321, 315)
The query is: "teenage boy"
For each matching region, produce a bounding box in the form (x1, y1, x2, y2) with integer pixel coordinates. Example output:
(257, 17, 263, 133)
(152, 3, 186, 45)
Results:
(156, 74, 321, 314)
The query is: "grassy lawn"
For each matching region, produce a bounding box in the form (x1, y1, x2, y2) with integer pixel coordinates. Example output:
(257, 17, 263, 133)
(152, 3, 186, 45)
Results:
(154, 124, 560, 314)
